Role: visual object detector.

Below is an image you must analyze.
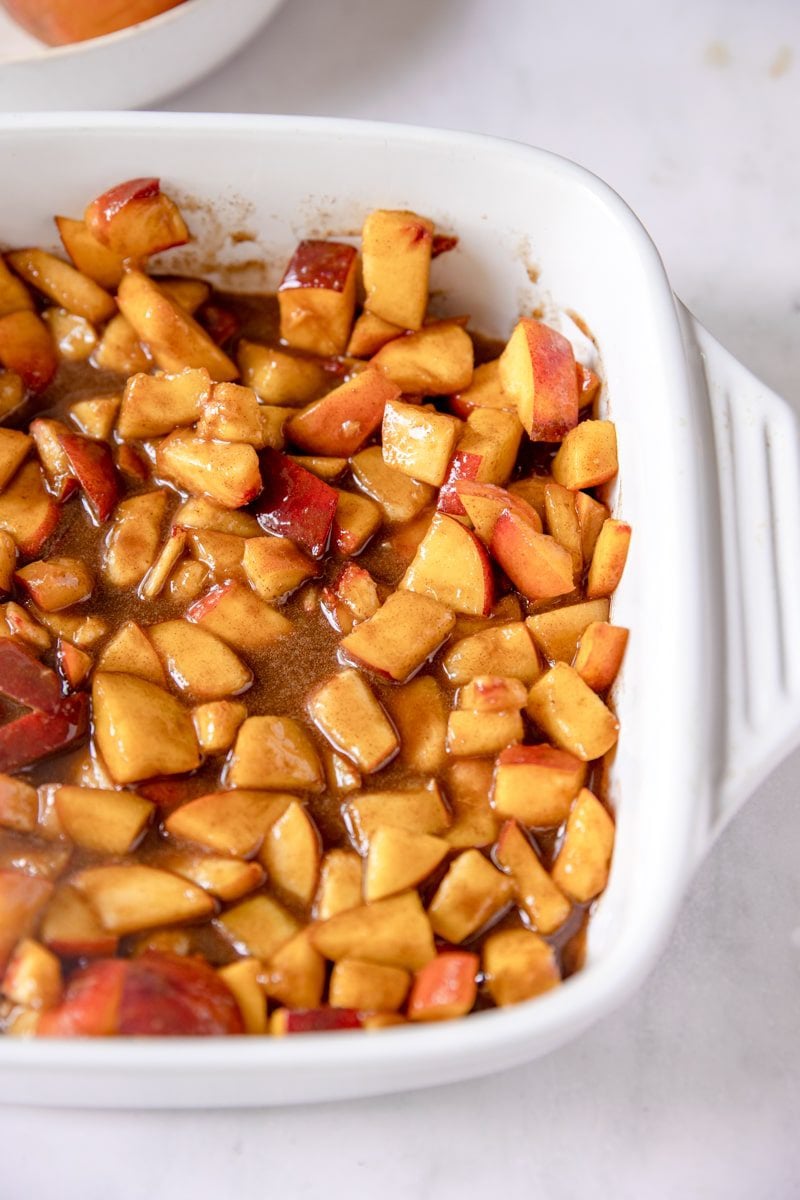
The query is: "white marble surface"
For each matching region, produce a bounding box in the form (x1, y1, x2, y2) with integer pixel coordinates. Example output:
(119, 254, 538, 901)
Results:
(3, 0, 800, 1195)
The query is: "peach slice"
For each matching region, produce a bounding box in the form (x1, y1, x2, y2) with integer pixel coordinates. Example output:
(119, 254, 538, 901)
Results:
(8, 249, 115, 327)
(254, 449, 338, 559)
(364, 826, 449, 901)
(165, 790, 293, 858)
(407, 951, 478, 1021)
(73, 865, 214, 936)
(278, 240, 357, 357)
(526, 663, 619, 761)
(0, 429, 31, 491)
(344, 781, 451, 852)
(482, 928, 560, 1006)
(57, 431, 119, 525)
(525, 598, 610, 664)
(454, 481, 542, 543)
(92, 672, 200, 785)
(551, 419, 618, 490)
(543, 482, 582, 575)
(0, 461, 60, 556)
(148, 620, 252, 701)
(442, 622, 541, 685)
(55, 639, 92, 690)
(139, 527, 187, 602)
(270, 1007, 362, 1035)
(508, 474, 551, 522)
(215, 893, 299, 961)
(372, 322, 474, 394)
(586, 519, 631, 598)
(0, 311, 57, 392)
(257, 405, 294, 451)
(40, 885, 117, 959)
(383, 676, 448, 774)
(259, 801, 321, 908)
(574, 622, 629, 692)
(350, 448, 433, 525)
(0, 692, 88, 774)
(308, 669, 398, 773)
(446, 709, 524, 757)
(191, 699, 247, 755)
(156, 852, 263, 905)
(56, 217, 124, 289)
(237, 340, 328, 407)
(495, 819, 571, 934)
(449, 360, 516, 419)
(314, 849, 363, 921)
(262, 929, 326, 1010)
(492, 743, 586, 826)
(117, 368, 210, 439)
(361, 209, 433, 330)
(490, 509, 574, 601)
(85, 177, 189, 261)
(117, 271, 237, 382)
(25, 606, 106, 652)
(2, 938, 63, 1010)
(288, 368, 399, 457)
(0, 870, 53, 973)
(168, 559, 208, 603)
(312, 891, 435, 971)
(15, 556, 92, 612)
(97, 620, 164, 684)
(0, 254, 34, 315)
(0, 773, 38, 833)
(442, 760, 501, 849)
(159, 278, 211, 315)
(498, 318, 578, 441)
(382, 399, 462, 486)
(428, 849, 513, 943)
(242, 535, 316, 603)
(228, 715, 324, 792)
(217, 958, 267, 1033)
(346, 310, 405, 357)
(196, 381, 262, 445)
(2, 601, 52, 654)
(287, 455, 348, 482)
(156, 431, 261, 510)
(187, 580, 292, 654)
(340, 590, 454, 683)
(174, 497, 261, 539)
(187, 528, 245, 581)
(0, 530, 15, 593)
(329, 959, 410, 1012)
(55, 787, 153, 856)
(68, 394, 120, 440)
(102, 491, 167, 588)
(551, 787, 615, 902)
(400, 511, 494, 616)
(575, 491, 609, 563)
(94, 314, 151, 376)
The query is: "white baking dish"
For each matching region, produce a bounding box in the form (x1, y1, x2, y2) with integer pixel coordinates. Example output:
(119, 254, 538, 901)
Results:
(0, 113, 796, 1109)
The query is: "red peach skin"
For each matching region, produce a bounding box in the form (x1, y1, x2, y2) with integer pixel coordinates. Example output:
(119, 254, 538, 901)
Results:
(0, 640, 64, 713)
(0, 693, 89, 773)
(58, 431, 119, 524)
(254, 449, 339, 559)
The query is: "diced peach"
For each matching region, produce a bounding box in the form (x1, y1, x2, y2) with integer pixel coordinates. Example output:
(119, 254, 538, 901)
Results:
(195, 381, 262, 445)
(0, 372, 24, 421)
(331, 562, 382, 622)
(55, 786, 153, 855)
(156, 431, 260, 510)
(215, 893, 299, 961)
(287, 454, 348, 481)
(168, 558, 208, 602)
(442, 622, 541, 685)
(58, 431, 119, 524)
(257, 404, 294, 451)
(312, 891, 435, 971)
(346, 310, 405, 357)
(0, 870, 54, 973)
(508, 475, 551, 522)
(495, 819, 571, 933)
(139, 527, 187, 600)
(407, 951, 478, 1021)
(351, 446, 435, 523)
(551, 787, 615, 902)
(458, 676, 527, 712)
(551, 419, 618, 490)
(498, 318, 578, 440)
(383, 676, 448, 774)
(454, 481, 542, 543)
(428, 849, 512, 943)
(117, 368, 210, 439)
(93, 313, 150, 375)
(40, 885, 117, 958)
(526, 663, 619, 761)
(0, 461, 60, 556)
(446, 709, 523, 757)
(287, 369, 397, 458)
(117, 271, 237, 381)
(270, 1006, 362, 1035)
(344, 781, 451, 853)
(159, 851, 264, 903)
(543, 480, 582, 576)
(254, 448, 338, 559)
(449, 360, 516, 419)
(439, 408, 522, 513)
(574, 622, 629, 692)
(372, 322, 473, 394)
(575, 491, 609, 563)
(187, 580, 292, 654)
(0, 428, 32, 491)
(1, 604, 52, 656)
(2, 938, 62, 1010)
(364, 825, 449, 901)
(0, 639, 63, 716)
(191, 699, 247, 755)
(228, 715, 323, 792)
(74, 864, 213, 936)
(0, 253, 34, 315)
(148, 619, 252, 701)
(158, 278, 211, 314)
(0, 311, 57, 392)
(242, 535, 316, 602)
(525, 598, 610, 664)
(8, 248, 116, 327)
(314, 849, 363, 921)
(217, 958, 267, 1033)
(85, 177, 189, 262)
(96, 620, 165, 684)
(308, 669, 398, 773)
(260, 800, 321, 908)
(0, 774, 38, 833)
(165, 790, 293, 858)
(382, 399, 461, 486)
(361, 209, 433, 330)
(278, 240, 357, 356)
(400, 511, 493, 616)
(586, 519, 631, 598)
(187, 528, 245, 581)
(55, 639, 92, 690)
(262, 929, 325, 1009)
(577, 362, 601, 407)
(482, 928, 560, 1005)
(329, 959, 410, 1011)
(92, 672, 200, 784)
(174, 497, 261, 538)
(43, 307, 97, 363)
(492, 742, 586, 826)
(0, 530, 15, 593)
(68, 394, 120, 441)
(490, 509, 574, 601)
(237, 340, 328, 407)
(340, 590, 455, 683)
(15, 556, 92, 612)
(25, 606, 106, 652)
(442, 760, 500, 848)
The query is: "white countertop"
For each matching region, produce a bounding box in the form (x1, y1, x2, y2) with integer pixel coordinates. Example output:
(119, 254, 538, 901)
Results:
(3, 0, 799, 1195)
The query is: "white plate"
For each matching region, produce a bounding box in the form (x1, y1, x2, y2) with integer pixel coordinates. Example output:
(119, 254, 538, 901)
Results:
(0, 0, 284, 110)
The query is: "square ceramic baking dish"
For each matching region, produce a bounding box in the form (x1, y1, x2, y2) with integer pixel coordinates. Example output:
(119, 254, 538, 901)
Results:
(0, 112, 796, 1108)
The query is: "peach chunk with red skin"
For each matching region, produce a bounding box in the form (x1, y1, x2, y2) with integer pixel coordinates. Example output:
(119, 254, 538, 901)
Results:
(498, 318, 579, 441)
(0, 461, 61, 557)
(455, 480, 542, 544)
(156, 431, 261, 510)
(254, 449, 339, 559)
(85, 177, 189, 262)
(439, 407, 522, 514)
(574, 622, 629, 692)
(15, 556, 93, 612)
(340, 590, 455, 683)
(278, 240, 357, 357)
(490, 508, 574, 601)
(58, 430, 119, 524)
(287, 369, 399, 458)
(408, 952, 479, 1021)
(492, 743, 587, 827)
(0, 870, 54, 974)
(361, 209, 433, 331)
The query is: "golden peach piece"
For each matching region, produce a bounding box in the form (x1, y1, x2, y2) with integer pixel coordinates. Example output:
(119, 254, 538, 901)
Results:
(259, 801, 321, 908)
(543, 481, 582, 576)
(442, 622, 541, 686)
(168, 558, 208, 603)
(156, 431, 261, 510)
(118, 368, 210, 439)
(458, 676, 527, 712)
(174, 497, 261, 539)
(508, 474, 551, 523)
(526, 598, 610, 664)
(314, 849, 363, 921)
(55, 216, 124, 290)
(288, 369, 398, 457)
(148, 619, 252, 702)
(449, 407, 522, 488)
(495, 819, 571, 934)
(575, 491, 609, 563)
(28, 606, 106, 651)
(102, 490, 167, 589)
(492, 743, 586, 827)
(215, 894, 299, 961)
(428, 849, 513, 944)
(329, 959, 410, 1012)
(164, 790, 294, 858)
(0, 311, 57, 393)
(55, 786, 153, 855)
(69, 394, 119, 439)
(442, 760, 500, 848)
(446, 709, 524, 757)
(341, 590, 455, 683)
(237, 340, 328, 407)
(0, 773, 38, 833)
(332, 489, 383, 557)
(449, 359, 516, 418)
(39, 885, 117, 959)
(7, 249, 115, 327)
(364, 826, 449, 902)
(526, 663, 619, 761)
(140, 530, 189, 601)
(551, 787, 615, 902)
(346, 310, 405, 357)
(158, 278, 211, 315)
(278, 240, 357, 357)
(157, 851, 264, 903)
(482, 928, 560, 1006)
(15, 556, 92, 612)
(263, 929, 326, 1009)
(117, 272, 237, 382)
(586, 519, 631, 598)
(93, 314, 150, 375)
(331, 562, 382, 623)
(187, 580, 292, 655)
(574, 622, 629, 692)
(383, 676, 448, 774)
(55, 638, 92, 690)
(43, 308, 97, 363)
(453, 481, 542, 545)
(311, 891, 435, 971)
(351, 446, 435, 524)
(191, 699, 247, 755)
(308, 669, 398, 773)
(344, 781, 451, 853)
(552, 420, 618, 490)
(217, 959, 267, 1034)
(490, 509, 574, 601)
(228, 715, 323, 792)
(187, 528, 245, 581)
(382, 399, 461, 487)
(498, 318, 578, 441)
(288, 455, 348, 482)
(92, 672, 200, 785)
(242, 536, 315, 603)
(85, 178, 189, 262)
(97, 620, 165, 684)
(1, 937, 62, 1010)
(372, 321, 473, 394)
(361, 209, 433, 330)
(74, 865, 214, 936)
(400, 511, 493, 616)
(0, 462, 59, 558)
(1, 602, 49, 652)
(0, 530, 16, 594)
(196, 381, 263, 445)
(257, 405, 294, 450)
(0, 254, 34, 316)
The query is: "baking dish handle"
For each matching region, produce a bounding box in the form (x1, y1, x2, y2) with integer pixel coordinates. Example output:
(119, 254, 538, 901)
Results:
(681, 304, 800, 853)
